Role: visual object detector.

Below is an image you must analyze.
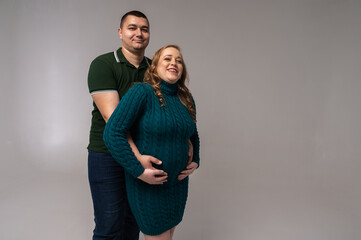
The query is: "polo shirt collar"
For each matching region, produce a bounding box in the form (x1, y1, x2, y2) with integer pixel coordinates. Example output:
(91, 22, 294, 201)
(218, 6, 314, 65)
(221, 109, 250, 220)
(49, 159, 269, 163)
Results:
(116, 48, 149, 69)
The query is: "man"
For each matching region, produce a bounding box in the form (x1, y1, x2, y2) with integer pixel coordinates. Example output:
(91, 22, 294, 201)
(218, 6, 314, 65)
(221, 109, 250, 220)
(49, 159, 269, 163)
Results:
(87, 10, 193, 240)
(87, 11, 166, 240)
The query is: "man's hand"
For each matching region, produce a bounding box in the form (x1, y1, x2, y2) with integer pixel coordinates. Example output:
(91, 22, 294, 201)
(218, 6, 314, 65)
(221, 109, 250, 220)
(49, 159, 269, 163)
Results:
(138, 169, 168, 185)
(188, 139, 193, 164)
(178, 162, 198, 181)
(138, 155, 163, 169)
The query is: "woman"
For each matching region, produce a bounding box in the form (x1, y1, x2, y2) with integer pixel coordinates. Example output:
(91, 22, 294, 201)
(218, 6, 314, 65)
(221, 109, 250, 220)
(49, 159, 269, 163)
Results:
(103, 44, 200, 240)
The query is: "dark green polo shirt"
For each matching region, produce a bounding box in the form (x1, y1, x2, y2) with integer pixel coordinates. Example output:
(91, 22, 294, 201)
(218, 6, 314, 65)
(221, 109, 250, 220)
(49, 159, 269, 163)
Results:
(87, 48, 151, 154)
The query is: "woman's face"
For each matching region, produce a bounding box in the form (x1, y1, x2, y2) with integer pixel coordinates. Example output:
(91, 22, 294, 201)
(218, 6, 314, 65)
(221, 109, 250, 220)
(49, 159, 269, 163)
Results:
(156, 47, 183, 84)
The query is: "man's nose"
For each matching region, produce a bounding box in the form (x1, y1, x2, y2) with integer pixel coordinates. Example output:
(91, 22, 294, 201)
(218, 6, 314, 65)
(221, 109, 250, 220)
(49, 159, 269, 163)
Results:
(135, 28, 142, 36)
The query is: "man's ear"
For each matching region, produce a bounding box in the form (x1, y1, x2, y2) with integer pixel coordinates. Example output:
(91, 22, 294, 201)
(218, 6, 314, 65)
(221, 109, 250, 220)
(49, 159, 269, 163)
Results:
(118, 28, 123, 40)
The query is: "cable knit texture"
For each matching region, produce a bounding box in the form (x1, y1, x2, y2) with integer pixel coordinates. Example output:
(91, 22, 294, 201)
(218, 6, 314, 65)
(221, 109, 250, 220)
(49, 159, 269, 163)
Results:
(103, 81, 200, 236)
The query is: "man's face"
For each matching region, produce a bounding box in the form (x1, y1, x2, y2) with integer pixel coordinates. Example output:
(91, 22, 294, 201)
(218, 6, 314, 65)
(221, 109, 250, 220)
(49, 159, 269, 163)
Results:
(118, 16, 150, 52)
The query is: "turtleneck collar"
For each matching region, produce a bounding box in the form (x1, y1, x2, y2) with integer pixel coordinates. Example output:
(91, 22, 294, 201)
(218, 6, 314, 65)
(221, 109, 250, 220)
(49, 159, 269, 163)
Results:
(161, 80, 178, 95)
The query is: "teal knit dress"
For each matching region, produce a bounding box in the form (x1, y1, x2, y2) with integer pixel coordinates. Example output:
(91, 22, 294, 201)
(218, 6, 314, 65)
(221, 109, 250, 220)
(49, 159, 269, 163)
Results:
(103, 81, 200, 236)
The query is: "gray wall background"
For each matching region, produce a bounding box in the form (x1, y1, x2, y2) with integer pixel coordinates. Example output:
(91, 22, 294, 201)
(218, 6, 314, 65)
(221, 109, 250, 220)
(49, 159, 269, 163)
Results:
(1, 0, 361, 239)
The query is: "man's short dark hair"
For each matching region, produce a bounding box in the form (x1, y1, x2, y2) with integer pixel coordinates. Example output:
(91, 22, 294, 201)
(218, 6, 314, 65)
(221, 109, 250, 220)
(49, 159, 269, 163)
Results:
(120, 10, 149, 28)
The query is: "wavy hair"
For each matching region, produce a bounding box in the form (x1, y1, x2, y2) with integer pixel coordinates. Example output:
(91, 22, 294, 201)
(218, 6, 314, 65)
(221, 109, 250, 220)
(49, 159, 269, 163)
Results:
(143, 45, 196, 122)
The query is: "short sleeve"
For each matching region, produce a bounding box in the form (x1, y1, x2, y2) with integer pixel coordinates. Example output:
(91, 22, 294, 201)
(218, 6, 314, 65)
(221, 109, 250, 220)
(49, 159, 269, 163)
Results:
(88, 58, 117, 94)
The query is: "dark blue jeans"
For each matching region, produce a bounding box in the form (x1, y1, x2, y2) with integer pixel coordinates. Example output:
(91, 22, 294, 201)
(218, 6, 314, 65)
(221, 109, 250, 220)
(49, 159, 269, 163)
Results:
(88, 151, 139, 240)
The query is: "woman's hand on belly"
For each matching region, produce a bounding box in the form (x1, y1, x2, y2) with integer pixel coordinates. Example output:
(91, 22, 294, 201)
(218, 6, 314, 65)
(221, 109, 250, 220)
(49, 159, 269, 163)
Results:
(177, 162, 198, 181)
(138, 169, 168, 185)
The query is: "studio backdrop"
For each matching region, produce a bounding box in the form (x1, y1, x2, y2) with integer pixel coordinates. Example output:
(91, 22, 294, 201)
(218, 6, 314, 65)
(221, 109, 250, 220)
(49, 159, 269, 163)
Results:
(1, 0, 361, 240)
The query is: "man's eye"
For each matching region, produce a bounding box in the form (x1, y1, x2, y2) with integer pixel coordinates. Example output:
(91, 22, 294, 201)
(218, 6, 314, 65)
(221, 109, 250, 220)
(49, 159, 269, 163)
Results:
(129, 27, 136, 30)
(142, 29, 149, 33)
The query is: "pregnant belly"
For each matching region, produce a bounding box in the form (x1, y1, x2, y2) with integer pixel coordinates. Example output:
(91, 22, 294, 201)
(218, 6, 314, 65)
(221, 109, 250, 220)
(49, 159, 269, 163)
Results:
(152, 154, 188, 183)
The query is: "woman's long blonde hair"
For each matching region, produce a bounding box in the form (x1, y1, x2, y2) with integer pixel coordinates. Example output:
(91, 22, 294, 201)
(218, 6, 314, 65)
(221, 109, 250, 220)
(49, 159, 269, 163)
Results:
(143, 44, 196, 122)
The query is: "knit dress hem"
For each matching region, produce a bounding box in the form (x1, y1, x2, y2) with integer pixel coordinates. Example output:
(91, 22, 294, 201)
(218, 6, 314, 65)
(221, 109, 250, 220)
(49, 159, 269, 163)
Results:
(140, 216, 183, 236)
